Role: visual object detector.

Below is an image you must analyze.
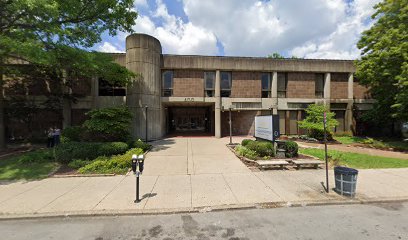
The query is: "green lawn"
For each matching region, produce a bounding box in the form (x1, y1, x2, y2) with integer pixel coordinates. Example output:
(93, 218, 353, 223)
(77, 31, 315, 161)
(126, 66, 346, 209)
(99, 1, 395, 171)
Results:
(300, 148, 408, 169)
(334, 136, 365, 144)
(334, 136, 408, 152)
(0, 149, 59, 181)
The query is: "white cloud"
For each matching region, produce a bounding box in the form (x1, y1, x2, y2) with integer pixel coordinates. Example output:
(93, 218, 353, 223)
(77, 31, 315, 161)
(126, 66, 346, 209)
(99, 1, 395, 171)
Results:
(132, 0, 218, 55)
(97, 42, 123, 53)
(134, 0, 148, 8)
(100, 0, 381, 59)
(289, 0, 382, 59)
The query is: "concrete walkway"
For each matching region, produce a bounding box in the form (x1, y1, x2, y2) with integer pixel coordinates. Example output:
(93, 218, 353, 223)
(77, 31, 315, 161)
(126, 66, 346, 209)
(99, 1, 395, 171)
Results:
(298, 141, 408, 160)
(1, 137, 408, 219)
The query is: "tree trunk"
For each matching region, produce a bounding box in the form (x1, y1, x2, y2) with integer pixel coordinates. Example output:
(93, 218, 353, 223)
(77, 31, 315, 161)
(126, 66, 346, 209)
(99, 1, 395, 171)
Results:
(0, 62, 6, 149)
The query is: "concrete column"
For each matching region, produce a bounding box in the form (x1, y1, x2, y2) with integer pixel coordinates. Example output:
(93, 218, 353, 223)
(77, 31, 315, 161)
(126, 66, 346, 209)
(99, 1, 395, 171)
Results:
(348, 73, 353, 99)
(271, 72, 278, 114)
(215, 70, 221, 138)
(126, 34, 163, 141)
(324, 73, 331, 107)
(346, 73, 354, 132)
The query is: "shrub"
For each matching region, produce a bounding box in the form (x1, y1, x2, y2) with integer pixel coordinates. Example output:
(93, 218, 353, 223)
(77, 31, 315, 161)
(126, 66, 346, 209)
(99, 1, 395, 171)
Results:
(362, 137, 374, 144)
(82, 106, 132, 142)
(61, 126, 83, 142)
(78, 148, 144, 174)
(55, 142, 129, 164)
(309, 128, 333, 141)
(246, 141, 275, 157)
(241, 139, 253, 146)
(235, 145, 258, 160)
(68, 159, 92, 169)
(129, 139, 151, 151)
(284, 141, 298, 158)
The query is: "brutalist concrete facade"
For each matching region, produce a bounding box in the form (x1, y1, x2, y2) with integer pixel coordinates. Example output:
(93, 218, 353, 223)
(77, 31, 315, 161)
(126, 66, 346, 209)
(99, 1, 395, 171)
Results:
(4, 33, 373, 140)
(117, 34, 372, 140)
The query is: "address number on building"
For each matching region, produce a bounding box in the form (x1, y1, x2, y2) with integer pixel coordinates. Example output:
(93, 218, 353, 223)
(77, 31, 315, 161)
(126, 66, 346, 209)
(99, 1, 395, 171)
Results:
(184, 98, 194, 102)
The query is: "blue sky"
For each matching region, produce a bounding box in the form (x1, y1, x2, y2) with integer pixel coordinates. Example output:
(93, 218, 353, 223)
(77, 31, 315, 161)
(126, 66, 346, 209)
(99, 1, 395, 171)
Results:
(95, 0, 381, 59)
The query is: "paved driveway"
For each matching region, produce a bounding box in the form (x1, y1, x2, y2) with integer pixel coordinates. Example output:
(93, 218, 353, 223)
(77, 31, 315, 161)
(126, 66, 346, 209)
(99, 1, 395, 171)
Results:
(143, 137, 250, 176)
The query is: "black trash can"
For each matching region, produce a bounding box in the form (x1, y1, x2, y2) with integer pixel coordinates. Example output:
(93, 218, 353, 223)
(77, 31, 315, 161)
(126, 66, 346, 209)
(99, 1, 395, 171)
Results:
(334, 166, 358, 197)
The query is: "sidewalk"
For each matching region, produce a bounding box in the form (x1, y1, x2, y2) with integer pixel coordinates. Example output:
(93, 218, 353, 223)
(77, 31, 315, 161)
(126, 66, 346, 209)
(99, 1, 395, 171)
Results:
(1, 169, 408, 219)
(1, 137, 408, 219)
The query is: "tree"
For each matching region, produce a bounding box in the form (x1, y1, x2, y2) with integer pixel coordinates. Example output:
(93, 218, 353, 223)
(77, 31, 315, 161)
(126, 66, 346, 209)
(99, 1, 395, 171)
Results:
(267, 53, 285, 59)
(0, 0, 138, 149)
(298, 104, 338, 141)
(356, 0, 408, 125)
(83, 106, 133, 142)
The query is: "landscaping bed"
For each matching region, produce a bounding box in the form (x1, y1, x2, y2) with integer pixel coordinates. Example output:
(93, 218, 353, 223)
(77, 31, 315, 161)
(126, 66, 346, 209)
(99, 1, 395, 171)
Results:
(0, 139, 151, 180)
(228, 139, 322, 170)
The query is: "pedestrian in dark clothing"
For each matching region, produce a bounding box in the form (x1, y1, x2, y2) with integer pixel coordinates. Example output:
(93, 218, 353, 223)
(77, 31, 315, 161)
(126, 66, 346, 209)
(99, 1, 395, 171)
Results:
(46, 127, 54, 148)
(53, 126, 61, 146)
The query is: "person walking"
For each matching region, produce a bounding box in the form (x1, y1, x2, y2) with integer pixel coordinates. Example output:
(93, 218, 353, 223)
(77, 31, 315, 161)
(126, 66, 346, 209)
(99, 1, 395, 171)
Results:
(46, 127, 54, 148)
(53, 126, 61, 146)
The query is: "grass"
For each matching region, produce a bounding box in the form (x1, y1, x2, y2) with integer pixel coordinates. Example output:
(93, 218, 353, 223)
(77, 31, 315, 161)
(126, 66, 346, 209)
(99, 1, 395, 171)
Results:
(334, 136, 365, 144)
(0, 149, 59, 180)
(300, 148, 408, 169)
(334, 136, 408, 152)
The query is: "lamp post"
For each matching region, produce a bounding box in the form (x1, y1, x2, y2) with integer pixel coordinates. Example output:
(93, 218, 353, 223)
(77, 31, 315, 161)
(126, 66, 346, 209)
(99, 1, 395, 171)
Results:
(229, 106, 232, 145)
(145, 105, 148, 142)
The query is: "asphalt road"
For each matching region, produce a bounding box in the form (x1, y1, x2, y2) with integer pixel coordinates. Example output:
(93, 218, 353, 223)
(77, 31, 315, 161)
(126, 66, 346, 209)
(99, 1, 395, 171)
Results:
(1, 202, 407, 240)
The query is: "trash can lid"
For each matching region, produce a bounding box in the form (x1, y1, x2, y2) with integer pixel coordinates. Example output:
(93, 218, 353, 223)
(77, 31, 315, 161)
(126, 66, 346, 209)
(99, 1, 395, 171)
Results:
(334, 166, 358, 175)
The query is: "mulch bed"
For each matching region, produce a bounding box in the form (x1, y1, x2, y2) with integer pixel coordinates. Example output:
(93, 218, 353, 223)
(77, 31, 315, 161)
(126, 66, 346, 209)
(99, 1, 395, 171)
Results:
(52, 164, 79, 176)
(226, 144, 321, 171)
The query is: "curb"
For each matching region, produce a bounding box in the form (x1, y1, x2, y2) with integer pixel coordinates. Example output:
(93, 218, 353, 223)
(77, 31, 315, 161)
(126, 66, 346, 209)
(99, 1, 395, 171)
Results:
(1, 198, 407, 221)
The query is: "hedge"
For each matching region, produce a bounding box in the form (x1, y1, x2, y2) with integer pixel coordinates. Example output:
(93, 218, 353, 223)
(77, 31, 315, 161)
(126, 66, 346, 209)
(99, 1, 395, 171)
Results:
(55, 141, 129, 164)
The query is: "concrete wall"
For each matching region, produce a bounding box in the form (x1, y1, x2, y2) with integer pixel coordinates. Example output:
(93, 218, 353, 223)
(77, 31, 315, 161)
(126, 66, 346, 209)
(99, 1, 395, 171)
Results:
(126, 34, 163, 141)
(163, 55, 356, 73)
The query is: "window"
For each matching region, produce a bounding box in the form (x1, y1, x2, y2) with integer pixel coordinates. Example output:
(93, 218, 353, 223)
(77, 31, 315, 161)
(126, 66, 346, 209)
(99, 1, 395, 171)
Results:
(220, 72, 231, 97)
(277, 73, 287, 98)
(98, 78, 126, 96)
(162, 71, 173, 97)
(204, 72, 215, 97)
(261, 73, 271, 98)
(315, 73, 324, 98)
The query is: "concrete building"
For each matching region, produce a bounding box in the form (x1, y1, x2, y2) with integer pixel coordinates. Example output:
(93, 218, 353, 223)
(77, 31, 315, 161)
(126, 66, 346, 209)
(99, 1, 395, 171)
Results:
(4, 33, 373, 141)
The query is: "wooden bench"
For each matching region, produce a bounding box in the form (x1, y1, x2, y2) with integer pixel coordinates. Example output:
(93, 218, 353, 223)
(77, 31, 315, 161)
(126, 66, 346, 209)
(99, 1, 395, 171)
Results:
(256, 160, 290, 170)
(291, 160, 323, 170)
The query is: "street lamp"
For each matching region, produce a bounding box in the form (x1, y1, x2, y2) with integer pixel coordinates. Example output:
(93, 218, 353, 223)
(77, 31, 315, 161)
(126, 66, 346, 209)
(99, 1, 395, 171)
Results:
(145, 105, 148, 142)
(229, 106, 233, 145)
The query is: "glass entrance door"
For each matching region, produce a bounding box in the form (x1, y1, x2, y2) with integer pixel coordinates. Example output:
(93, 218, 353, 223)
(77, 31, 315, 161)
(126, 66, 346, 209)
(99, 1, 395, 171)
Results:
(170, 107, 208, 132)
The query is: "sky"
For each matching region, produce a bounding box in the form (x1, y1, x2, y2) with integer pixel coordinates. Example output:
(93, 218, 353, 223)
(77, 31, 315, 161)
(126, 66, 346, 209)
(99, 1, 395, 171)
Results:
(95, 0, 381, 59)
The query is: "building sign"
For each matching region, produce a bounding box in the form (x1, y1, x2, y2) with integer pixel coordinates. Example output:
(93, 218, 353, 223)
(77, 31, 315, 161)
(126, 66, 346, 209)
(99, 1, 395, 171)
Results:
(254, 115, 280, 141)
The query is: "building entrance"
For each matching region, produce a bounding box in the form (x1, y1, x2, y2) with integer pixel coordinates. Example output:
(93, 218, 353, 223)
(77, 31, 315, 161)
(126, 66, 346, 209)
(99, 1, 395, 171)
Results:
(167, 107, 211, 134)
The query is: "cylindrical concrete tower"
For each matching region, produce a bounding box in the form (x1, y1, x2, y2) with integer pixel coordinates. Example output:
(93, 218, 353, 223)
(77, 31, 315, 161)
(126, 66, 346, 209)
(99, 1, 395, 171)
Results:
(126, 34, 163, 141)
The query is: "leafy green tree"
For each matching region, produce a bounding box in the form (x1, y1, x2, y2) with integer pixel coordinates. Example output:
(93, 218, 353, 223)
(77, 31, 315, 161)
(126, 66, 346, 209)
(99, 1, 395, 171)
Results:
(267, 52, 285, 59)
(298, 104, 338, 141)
(0, 0, 138, 149)
(83, 106, 132, 142)
(356, 0, 408, 125)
